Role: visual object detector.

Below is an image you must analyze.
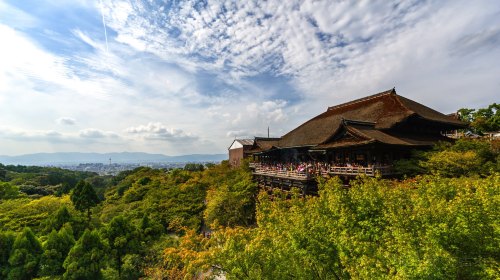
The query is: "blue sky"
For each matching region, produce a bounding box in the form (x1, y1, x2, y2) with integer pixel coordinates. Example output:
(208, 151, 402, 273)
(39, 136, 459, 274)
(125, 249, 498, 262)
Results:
(0, 0, 499, 155)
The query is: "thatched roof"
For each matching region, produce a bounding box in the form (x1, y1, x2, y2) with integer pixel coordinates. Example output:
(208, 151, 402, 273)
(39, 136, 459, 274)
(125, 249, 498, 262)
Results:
(278, 89, 465, 148)
(311, 120, 451, 150)
(247, 137, 280, 154)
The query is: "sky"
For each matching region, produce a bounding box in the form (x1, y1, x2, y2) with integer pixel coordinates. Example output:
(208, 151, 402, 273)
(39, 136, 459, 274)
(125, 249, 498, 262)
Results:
(0, 0, 499, 156)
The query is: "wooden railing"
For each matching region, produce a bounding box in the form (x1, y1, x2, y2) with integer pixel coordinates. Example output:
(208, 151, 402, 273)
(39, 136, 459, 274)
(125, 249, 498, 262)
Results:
(250, 162, 394, 179)
(330, 165, 393, 176)
(252, 166, 310, 180)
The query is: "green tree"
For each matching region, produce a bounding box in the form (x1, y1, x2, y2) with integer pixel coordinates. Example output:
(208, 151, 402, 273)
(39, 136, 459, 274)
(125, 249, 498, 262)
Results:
(0, 182, 19, 200)
(423, 150, 482, 177)
(394, 139, 499, 177)
(8, 227, 43, 280)
(42, 205, 72, 232)
(139, 214, 163, 241)
(121, 254, 143, 280)
(203, 174, 500, 279)
(0, 231, 15, 278)
(38, 225, 75, 277)
(204, 162, 257, 227)
(63, 229, 106, 280)
(101, 215, 141, 278)
(70, 180, 99, 226)
(184, 163, 205, 172)
(458, 103, 500, 133)
(0, 166, 6, 181)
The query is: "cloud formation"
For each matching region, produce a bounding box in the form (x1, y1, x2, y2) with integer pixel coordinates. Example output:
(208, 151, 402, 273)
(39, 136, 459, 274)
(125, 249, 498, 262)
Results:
(79, 128, 118, 139)
(57, 117, 76, 125)
(0, 0, 499, 156)
(126, 122, 197, 142)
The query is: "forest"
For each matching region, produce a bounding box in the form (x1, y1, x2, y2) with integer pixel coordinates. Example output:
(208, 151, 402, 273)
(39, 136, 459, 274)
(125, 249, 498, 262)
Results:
(0, 137, 499, 279)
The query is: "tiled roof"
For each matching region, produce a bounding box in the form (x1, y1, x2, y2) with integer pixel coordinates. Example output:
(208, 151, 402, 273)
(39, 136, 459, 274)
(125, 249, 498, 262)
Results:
(236, 139, 255, 146)
(277, 89, 465, 148)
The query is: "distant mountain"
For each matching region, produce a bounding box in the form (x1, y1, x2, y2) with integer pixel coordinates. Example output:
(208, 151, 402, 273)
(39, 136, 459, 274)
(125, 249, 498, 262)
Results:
(0, 152, 227, 166)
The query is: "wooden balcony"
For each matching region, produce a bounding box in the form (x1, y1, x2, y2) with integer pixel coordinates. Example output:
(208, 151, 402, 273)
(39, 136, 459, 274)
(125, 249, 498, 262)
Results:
(249, 162, 395, 179)
(330, 165, 394, 176)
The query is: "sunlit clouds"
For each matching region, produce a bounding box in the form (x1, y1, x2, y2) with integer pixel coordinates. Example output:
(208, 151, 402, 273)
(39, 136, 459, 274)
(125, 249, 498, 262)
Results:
(0, 0, 499, 155)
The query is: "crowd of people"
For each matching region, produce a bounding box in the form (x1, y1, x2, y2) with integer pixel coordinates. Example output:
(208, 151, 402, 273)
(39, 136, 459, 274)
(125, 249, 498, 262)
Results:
(254, 161, 389, 176)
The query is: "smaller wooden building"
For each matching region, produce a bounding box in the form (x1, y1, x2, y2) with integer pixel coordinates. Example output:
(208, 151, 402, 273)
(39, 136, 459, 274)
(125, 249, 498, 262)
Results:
(228, 139, 255, 167)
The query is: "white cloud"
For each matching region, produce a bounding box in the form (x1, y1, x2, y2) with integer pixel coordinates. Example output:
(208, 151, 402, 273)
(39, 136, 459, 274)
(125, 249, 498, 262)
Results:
(0, 0, 499, 156)
(0, 127, 64, 142)
(226, 130, 251, 139)
(246, 100, 288, 124)
(103, 0, 500, 109)
(57, 117, 76, 125)
(79, 128, 118, 139)
(126, 122, 197, 142)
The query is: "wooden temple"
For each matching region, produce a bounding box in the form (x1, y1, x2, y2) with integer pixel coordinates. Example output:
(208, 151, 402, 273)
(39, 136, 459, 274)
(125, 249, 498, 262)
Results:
(230, 89, 466, 194)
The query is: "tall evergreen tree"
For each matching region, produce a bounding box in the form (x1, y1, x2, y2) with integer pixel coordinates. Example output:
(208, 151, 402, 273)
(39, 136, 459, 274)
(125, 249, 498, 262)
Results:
(0, 231, 15, 278)
(102, 215, 140, 278)
(8, 227, 43, 280)
(42, 205, 72, 233)
(63, 229, 106, 280)
(70, 180, 99, 226)
(38, 225, 75, 277)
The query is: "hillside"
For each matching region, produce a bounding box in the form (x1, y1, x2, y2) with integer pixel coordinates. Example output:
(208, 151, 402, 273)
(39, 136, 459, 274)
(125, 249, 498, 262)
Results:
(0, 139, 498, 279)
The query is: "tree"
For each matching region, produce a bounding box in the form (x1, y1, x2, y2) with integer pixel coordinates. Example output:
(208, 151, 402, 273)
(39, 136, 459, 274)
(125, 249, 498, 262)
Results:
(0, 166, 6, 181)
(70, 180, 99, 226)
(184, 163, 205, 172)
(204, 164, 257, 227)
(139, 214, 163, 241)
(0, 231, 15, 278)
(38, 225, 75, 277)
(63, 229, 106, 280)
(0, 182, 19, 200)
(42, 205, 86, 239)
(121, 254, 143, 280)
(458, 103, 500, 133)
(8, 227, 43, 280)
(394, 139, 499, 177)
(101, 216, 140, 278)
(423, 150, 482, 177)
(42, 205, 72, 233)
(202, 174, 500, 279)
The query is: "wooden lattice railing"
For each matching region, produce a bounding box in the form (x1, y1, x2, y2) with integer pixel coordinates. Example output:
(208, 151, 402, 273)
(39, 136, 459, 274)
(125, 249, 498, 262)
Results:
(250, 162, 394, 178)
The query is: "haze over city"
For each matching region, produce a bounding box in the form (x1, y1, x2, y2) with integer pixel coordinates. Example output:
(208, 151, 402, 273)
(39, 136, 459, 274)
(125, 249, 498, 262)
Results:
(1, 0, 499, 156)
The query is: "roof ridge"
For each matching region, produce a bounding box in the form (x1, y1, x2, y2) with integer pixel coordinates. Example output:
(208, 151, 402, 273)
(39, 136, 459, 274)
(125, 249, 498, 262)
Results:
(327, 88, 395, 111)
(254, 137, 281, 140)
(342, 119, 376, 126)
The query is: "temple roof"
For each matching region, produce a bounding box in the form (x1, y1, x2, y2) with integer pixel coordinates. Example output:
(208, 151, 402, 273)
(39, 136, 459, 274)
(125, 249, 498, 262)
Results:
(311, 120, 451, 150)
(247, 137, 280, 154)
(278, 89, 465, 148)
(228, 139, 254, 150)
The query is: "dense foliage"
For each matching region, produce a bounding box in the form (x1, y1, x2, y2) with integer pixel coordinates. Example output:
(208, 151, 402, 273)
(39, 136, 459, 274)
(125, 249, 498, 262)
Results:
(394, 139, 499, 177)
(0, 164, 99, 197)
(0, 162, 254, 279)
(159, 174, 499, 280)
(0, 143, 498, 279)
(458, 103, 499, 133)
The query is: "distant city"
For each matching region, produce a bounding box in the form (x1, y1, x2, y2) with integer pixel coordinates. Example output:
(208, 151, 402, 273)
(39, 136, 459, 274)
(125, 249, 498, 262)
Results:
(58, 162, 211, 176)
(0, 152, 227, 175)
